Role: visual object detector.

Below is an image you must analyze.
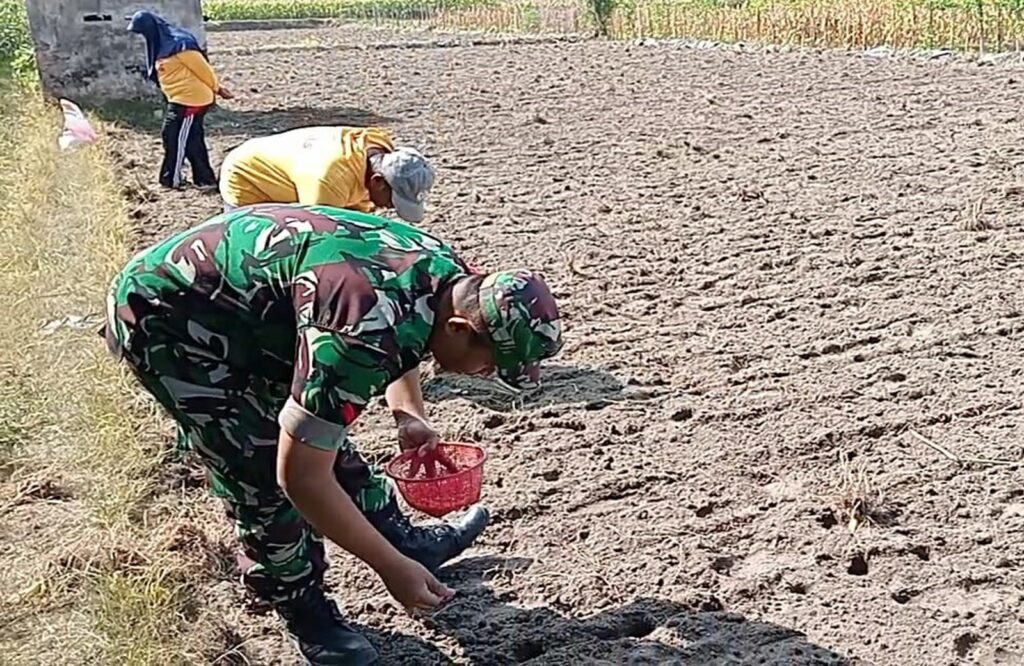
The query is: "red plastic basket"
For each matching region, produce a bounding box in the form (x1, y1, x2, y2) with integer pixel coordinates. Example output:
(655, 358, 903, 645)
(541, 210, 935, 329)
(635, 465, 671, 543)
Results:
(385, 443, 486, 518)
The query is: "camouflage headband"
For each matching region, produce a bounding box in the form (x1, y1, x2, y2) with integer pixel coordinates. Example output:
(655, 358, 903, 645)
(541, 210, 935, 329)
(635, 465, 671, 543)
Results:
(479, 269, 563, 390)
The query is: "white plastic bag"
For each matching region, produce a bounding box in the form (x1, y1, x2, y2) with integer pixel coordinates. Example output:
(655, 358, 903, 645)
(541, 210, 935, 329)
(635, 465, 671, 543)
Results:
(58, 98, 97, 150)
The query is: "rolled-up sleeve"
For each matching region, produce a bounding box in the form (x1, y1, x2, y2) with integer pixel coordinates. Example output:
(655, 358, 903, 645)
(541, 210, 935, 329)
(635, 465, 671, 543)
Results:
(277, 395, 347, 451)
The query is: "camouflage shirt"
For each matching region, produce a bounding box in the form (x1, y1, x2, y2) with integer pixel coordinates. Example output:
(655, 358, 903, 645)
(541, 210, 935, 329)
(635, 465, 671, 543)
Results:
(107, 204, 470, 450)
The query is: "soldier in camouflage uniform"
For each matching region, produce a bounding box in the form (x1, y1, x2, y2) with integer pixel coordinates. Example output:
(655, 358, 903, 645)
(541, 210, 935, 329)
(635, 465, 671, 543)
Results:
(103, 204, 563, 665)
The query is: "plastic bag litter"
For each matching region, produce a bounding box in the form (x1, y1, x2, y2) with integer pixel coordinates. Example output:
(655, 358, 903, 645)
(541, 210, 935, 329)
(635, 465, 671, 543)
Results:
(58, 99, 97, 150)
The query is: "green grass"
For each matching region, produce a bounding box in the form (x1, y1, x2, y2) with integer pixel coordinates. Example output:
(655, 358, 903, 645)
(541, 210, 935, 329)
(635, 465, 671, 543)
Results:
(0, 0, 35, 83)
(204, 0, 497, 21)
(0, 0, 29, 60)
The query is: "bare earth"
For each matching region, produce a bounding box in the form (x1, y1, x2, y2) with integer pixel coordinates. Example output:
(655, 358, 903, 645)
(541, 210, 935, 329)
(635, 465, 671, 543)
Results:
(111, 25, 1024, 666)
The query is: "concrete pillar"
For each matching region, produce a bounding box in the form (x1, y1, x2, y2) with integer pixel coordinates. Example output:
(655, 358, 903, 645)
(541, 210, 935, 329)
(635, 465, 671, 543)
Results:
(26, 0, 206, 101)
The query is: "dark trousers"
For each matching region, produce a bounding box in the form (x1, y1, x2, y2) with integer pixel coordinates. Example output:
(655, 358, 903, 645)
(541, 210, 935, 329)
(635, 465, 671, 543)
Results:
(106, 289, 396, 603)
(160, 102, 217, 188)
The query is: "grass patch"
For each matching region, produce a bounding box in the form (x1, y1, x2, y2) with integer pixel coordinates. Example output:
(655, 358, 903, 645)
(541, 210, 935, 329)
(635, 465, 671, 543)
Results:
(93, 568, 190, 664)
(205, 0, 498, 21)
(92, 98, 165, 132)
(0, 0, 37, 84)
(828, 451, 895, 533)
(959, 197, 996, 231)
(203, 0, 1024, 51)
(0, 368, 27, 478)
(0, 86, 225, 665)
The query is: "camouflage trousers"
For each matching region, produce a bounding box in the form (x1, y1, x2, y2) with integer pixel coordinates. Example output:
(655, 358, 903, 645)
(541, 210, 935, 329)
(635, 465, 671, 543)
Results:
(105, 304, 395, 603)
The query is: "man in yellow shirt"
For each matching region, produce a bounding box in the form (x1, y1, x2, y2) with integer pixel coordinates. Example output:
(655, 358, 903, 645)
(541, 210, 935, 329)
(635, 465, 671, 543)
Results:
(219, 126, 436, 223)
(128, 10, 234, 190)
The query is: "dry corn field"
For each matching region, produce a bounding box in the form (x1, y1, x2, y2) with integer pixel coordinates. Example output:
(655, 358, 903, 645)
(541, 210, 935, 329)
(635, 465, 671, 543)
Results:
(56, 23, 1021, 665)
(200, 0, 1024, 53)
(434, 0, 1024, 52)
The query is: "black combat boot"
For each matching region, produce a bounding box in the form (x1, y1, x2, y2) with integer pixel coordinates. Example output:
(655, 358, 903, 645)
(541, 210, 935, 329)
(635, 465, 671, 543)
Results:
(364, 500, 490, 573)
(274, 586, 379, 665)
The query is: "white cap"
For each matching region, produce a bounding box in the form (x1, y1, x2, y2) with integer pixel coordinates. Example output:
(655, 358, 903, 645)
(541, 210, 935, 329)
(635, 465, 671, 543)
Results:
(372, 147, 436, 223)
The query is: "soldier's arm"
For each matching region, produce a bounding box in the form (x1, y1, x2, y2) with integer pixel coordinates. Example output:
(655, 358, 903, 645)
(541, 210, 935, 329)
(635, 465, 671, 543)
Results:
(386, 368, 442, 452)
(385, 367, 426, 419)
(276, 430, 452, 610)
(280, 321, 454, 609)
(277, 431, 403, 570)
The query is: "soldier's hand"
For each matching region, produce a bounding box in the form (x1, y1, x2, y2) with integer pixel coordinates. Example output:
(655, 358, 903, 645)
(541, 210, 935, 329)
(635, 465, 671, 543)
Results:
(395, 410, 440, 454)
(379, 556, 454, 611)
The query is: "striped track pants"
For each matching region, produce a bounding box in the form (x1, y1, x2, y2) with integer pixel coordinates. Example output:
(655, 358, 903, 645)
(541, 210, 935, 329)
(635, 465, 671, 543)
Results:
(160, 102, 217, 188)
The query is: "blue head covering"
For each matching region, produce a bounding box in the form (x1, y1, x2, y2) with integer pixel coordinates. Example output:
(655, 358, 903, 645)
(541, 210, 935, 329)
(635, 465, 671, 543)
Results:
(127, 10, 204, 83)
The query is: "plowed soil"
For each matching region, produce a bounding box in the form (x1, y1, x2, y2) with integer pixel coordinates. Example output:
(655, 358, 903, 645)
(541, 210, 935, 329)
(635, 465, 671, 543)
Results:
(109, 25, 1024, 665)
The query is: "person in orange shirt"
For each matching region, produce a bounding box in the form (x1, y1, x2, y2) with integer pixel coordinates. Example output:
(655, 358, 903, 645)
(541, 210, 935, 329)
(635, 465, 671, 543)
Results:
(220, 126, 436, 223)
(128, 11, 234, 190)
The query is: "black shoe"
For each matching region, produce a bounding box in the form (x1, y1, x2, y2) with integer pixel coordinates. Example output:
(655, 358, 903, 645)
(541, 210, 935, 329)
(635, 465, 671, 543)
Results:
(364, 500, 489, 573)
(274, 587, 378, 665)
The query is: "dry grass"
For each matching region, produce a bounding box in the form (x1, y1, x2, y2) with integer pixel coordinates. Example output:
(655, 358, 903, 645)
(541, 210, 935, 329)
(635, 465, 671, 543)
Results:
(959, 197, 995, 232)
(829, 451, 888, 534)
(0, 87, 224, 665)
(611, 0, 1024, 51)
(423, 0, 1024, 52)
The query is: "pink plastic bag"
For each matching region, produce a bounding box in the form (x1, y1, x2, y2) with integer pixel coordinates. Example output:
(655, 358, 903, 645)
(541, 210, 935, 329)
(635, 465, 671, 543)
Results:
(58, 99, 97, 150)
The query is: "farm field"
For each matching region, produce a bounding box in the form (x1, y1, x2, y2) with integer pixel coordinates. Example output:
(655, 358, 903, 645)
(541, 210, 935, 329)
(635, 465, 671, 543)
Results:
(92, 24, 1024, 665)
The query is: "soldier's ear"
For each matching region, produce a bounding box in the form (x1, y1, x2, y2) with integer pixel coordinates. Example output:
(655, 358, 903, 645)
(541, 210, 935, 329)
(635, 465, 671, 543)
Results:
(445, 316, 479, 337)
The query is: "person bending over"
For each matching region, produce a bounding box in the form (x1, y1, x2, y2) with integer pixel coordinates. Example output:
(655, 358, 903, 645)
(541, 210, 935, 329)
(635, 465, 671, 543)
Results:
(103, 203, 563, 664)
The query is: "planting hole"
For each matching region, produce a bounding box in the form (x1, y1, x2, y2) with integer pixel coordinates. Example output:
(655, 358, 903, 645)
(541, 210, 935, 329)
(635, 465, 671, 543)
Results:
(622, 613, 657, 638)
(848, 552, 869, 576)
(514, 640, 544, 662)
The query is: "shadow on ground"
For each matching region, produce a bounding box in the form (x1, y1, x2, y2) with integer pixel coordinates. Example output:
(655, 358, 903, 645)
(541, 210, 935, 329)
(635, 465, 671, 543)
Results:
(91, 99, 399, 138)
(423, 363, 627, 413)
(209, 105, 400, 140)
(410, 555, 855, 665)
(92, 98, 166, 132)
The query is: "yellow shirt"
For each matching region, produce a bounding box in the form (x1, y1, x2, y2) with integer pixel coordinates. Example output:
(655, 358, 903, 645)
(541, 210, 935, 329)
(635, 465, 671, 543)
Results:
(156, 50, 218, 107)
(220, 126, 396, 208)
